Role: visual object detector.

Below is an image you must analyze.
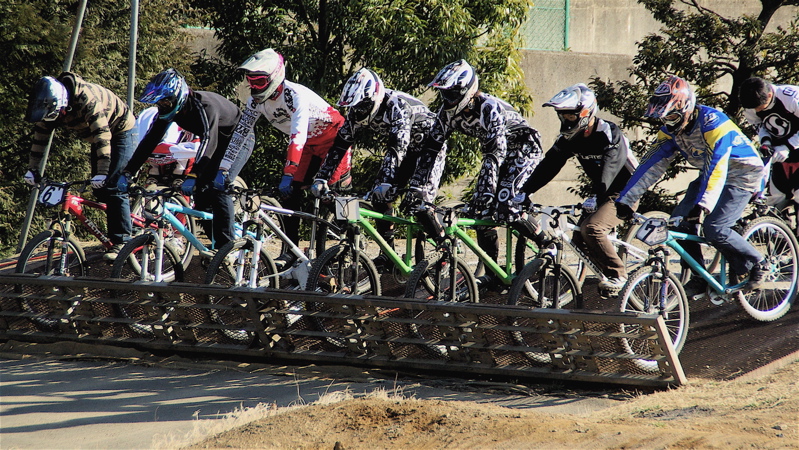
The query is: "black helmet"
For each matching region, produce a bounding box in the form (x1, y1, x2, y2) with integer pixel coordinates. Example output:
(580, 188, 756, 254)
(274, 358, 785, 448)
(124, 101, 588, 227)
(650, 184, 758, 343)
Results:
(25, 76, 68, 123)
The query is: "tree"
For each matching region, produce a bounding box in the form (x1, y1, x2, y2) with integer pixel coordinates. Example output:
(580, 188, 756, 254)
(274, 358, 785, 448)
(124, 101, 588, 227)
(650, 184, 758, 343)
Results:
(0, 0, 196, 257)
(589, 0, 799, 211)
(190, 0, 534, 192)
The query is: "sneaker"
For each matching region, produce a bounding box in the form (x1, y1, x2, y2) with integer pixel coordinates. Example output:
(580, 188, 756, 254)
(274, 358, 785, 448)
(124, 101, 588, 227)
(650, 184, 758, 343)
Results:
(745, 261, 769, 292)
(683, 277, 708, 299)
(372, 254, 391, 273)
(103, 243, 125, 262)
(274, 252, 298, 271)
(476, 274, 500, 293)
(598, 276, 627, 291)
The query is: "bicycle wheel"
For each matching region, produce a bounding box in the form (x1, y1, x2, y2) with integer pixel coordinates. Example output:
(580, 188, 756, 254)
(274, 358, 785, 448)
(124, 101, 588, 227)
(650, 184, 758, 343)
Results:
(204, 238, 279, 343)
(132, 190, 198, 270)
(16, 230, 86, 276)
(738, 216, 799, 321)
(507, 258, 582, 309)
(15, 230, 87, 330)
(618, 265, 690, 372)
(110, 234, 184, 282)
(404, 254, 478, 303)
(110, 235, 184, 336)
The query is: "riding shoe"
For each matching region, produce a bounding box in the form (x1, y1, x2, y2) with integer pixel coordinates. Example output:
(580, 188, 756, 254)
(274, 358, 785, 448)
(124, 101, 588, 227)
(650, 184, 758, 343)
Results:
(103, 243, 125, 262)
(274, 252, 298, 271)
(745, 260, 769, 292)
(372, 254, 392, 273)
(683, 277, 708, 299)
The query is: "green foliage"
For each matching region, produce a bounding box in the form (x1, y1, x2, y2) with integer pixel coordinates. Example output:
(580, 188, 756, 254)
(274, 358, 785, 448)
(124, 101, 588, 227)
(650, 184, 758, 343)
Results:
(190, 0, 534, 192)
(0, 0, 195, 257)
(589, 0, 799, 212)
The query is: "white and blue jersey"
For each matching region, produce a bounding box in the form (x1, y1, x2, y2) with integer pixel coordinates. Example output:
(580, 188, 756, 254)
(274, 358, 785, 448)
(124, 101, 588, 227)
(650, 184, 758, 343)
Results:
(618, 105, 763, 212)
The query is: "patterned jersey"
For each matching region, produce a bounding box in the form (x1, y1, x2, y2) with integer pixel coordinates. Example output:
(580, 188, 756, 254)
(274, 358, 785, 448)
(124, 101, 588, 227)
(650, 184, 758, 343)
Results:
(222, 80, 343, 176)
(619, 105, 763, 212)
(29, 72, 135, 175)
(743, 83, 799, 150)
(315, 89, 436, 184)
(524, 118, 638, 200)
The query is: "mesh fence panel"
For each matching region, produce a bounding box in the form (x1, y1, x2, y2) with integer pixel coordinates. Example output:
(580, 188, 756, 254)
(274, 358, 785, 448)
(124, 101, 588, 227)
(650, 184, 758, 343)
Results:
(519, 0, 568, 51)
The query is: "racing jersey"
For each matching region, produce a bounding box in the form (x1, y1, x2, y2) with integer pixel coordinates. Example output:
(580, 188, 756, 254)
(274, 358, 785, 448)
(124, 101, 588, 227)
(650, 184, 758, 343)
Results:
(618, 105, 763, 212)
(222, 80, 344, 176)
(315, 89, 436, 184)
(29, 72, 135, 175)
(126, 90, 241, 185)
(743, 83, 799, 150)
(524, 118, 638, 200)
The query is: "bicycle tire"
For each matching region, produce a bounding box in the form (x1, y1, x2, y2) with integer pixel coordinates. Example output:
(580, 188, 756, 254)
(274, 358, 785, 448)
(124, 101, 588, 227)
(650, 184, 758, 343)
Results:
(15, 230, 87, 331)
(400, 256, 478, 358)
(110, 234, 184, 336)
(132, 189, 198, 270)
(738, 216, 799, 321)
(404, 254, 478, 303)
(618, 264, 690, 373)
(204, 237, 279, 343)
(110, 234, 185, 283)
(507, 257, 582, 309)
(305, 244, 382, 349)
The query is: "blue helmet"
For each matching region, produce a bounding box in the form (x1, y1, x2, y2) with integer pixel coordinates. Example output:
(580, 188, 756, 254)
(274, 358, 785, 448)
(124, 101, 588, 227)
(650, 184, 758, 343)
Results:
(139, 68, 189, 120)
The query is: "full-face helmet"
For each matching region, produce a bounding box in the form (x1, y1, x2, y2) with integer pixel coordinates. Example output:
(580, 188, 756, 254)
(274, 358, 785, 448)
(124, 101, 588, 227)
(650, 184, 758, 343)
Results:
(337, 68, 386, 124)
(239, 48, 286, 104)
(428, 59, 478, 114)
(139, 68, 190, 120)
(645, 75, 696, 134)
(543, 83, 598, 140)
(25, 76, 68, 122)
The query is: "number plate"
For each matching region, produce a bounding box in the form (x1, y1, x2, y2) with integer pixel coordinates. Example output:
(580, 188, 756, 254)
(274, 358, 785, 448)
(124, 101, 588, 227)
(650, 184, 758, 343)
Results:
(635, 218, 669, 246)
(335, 197, 360, 221)
(38, 183, 67, 207)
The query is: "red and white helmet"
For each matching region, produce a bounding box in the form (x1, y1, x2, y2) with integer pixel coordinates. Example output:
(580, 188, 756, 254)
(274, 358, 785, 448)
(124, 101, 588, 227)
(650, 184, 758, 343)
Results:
(338, 68, 386, 125)
(543, 83, 598, 140)
(645, 75, 696, 134)
(239, 48, 286, 104)
(429, 59, 478, 114)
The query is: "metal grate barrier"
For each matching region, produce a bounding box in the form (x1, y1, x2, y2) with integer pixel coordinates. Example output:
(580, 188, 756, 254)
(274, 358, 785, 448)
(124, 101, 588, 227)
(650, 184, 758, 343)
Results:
(0, 274, 686, 387)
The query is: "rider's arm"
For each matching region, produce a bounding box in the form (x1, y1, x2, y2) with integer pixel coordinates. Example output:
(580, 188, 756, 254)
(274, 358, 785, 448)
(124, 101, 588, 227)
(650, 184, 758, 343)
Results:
(220, 99, 261, 171)
(314, 119, 355, 182)
(617, 131, 678, 208)
(521, 142, 571, 194)
(283, 97, 311, 177)
(376, 96, 414, 185)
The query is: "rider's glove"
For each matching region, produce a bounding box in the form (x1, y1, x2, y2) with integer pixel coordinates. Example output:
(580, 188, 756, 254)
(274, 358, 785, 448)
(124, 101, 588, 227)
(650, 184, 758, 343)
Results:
(24, 169, 40, 186)
(467, 193, 495, 219)
(90, 174, 107, 189)
(278, 174, 294, 197)
(213, 169, 229, 191)
(615, 201, 634, 221)
(310, 178, 329, 198)
(582, 196, 598, 213)
(370, 183, 395, 203)
(181, 175, 197, 196)
(687, 204, 707, 223)
(759, 143, 774, 161)
(116, 172, 131, 193)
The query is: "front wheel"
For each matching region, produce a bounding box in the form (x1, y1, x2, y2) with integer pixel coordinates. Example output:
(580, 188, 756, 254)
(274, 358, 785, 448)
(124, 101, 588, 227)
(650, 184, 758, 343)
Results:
(507, 258, 582, 309)
(404, 254, 478, 303)
(739, 216, 799, 321)
(618, 265, 690, 372)
(204, 238, 278, 343)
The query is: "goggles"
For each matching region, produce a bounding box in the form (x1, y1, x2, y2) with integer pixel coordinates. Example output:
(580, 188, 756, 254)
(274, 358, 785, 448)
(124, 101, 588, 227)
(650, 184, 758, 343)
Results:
(661, 112, 682, 126)
(246, 74, 272, 90)
(440, 88, 464, 105)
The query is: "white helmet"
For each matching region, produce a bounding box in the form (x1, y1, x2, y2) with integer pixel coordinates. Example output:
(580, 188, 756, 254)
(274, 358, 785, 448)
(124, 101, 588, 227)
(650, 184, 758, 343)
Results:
(543, 83, 598, 140)
(337, 68, 386, 124)
(428, 59, 478, 114)
(239, 48, 286, 104)
(25, 76, 68, 122)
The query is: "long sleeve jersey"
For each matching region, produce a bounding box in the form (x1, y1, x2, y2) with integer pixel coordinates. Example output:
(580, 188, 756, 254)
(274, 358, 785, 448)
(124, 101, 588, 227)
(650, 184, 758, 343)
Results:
(221, 80, 343, 176)
(29, 72, 135, 175)
(314, 89, 436, 184)
(125, 91, 241, 184)
(743, 83, 799, 150)
(524, 118, 637, 200)
(618, 105, 763, 212)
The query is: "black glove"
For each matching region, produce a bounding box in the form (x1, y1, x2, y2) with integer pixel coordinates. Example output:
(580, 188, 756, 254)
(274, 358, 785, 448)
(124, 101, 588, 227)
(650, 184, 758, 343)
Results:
(686, 204, 705, 223)
(615, 201, 633, 221)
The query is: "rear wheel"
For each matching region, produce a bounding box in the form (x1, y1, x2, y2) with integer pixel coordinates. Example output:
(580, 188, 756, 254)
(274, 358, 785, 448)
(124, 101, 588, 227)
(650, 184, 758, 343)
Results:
(507, 258, 582, 309)
(738, 216, 798, 321)
(618, 265, 690, 372)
